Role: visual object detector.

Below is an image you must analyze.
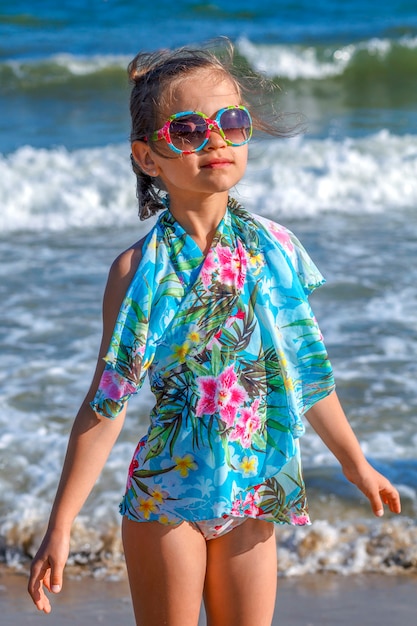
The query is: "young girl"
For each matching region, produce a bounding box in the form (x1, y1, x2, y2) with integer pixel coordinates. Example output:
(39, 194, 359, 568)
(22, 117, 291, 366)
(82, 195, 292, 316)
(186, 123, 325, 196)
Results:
(28, 43, 401, 626)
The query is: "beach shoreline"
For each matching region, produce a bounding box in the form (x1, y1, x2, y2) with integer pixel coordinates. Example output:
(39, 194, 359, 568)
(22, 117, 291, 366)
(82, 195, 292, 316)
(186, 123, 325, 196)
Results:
(3, 565, 416, 625)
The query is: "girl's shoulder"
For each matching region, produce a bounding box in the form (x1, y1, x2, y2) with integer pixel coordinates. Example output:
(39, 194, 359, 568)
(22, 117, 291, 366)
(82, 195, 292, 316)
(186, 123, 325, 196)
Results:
(98, 236, 148, 365)
(106, 213, 168, 301)
(106, 237, 147, 302)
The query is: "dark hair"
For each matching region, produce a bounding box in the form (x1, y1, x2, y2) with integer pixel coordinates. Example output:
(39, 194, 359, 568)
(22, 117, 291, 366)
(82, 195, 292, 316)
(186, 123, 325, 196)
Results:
(128, 40, 303, 220)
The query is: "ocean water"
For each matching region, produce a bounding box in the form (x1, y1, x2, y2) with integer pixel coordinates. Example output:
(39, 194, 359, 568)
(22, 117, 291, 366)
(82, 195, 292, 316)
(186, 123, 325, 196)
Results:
(1, 0, 417, 578)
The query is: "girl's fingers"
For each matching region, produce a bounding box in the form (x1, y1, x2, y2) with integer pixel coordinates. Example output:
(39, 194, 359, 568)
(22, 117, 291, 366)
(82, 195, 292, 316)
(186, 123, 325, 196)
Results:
(354, 468, 401, 518)
(368, 489, 384, 517)
(369, 481, 401, 517)
(28, 559, 54, 613)
(381, 486, 401, 514)
(49, 562, 63, 594)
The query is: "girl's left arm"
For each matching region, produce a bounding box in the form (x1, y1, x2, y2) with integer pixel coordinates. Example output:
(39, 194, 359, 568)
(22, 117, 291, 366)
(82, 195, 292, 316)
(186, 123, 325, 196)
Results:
(305, 391, 401, 517)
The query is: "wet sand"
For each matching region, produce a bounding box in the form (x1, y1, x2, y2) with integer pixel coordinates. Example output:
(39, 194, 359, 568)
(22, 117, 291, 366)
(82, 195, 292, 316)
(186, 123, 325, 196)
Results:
(1, 567, 416, 625)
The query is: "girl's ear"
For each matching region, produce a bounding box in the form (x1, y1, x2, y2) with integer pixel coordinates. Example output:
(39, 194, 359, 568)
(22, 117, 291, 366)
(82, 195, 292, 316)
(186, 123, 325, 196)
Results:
(131, 141, 160, 177)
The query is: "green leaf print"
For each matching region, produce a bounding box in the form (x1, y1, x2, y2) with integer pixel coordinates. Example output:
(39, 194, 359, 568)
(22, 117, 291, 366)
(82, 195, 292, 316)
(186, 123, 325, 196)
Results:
(168, 232, 187, 257)
(134, 465, 176, 478)
(258, 477, 295, 522)
(267, 418, 291, 434)
(169, 418, 182, 457)
(144, 420, 181, 462)
(175, 257, 204, 271)
(211, 342, 221, 377)
(251, 431, 267, 450)
(157, 286, 186, 298)
(187, 359, 211, 377)
(125, 290, 151, 323)
(128, 478, 178, 502)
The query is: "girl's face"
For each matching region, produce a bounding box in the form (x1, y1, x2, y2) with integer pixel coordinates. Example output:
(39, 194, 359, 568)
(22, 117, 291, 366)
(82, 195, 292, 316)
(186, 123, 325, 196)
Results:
(133, 70, 249, 207)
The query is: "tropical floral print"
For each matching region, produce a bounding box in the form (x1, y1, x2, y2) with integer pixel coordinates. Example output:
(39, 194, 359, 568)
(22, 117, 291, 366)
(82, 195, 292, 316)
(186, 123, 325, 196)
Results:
(196, 363, 248, 426)
(91, 199, 335, 526)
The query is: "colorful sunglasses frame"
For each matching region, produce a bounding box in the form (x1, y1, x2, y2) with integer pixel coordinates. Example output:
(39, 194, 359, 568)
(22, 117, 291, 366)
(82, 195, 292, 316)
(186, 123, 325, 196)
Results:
(147, 105, 253, 154)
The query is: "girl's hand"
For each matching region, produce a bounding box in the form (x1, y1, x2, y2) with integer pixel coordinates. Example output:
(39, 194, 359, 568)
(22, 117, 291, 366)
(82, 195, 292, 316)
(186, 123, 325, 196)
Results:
(343, 461, 401, 517)
(306, 393, 402, 517)
(27, 529, 70, 613)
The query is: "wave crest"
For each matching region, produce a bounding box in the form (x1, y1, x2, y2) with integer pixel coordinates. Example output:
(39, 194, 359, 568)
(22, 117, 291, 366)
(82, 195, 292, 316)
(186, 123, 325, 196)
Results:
(2, 132, 417, 234)
(237, 35, 417, 80)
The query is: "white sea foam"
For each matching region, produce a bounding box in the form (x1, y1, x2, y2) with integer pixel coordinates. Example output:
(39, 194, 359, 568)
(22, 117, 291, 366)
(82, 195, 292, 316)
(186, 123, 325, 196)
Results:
(277, 517, 417, 577)
(238, 37, 346, 80)
(4, 35, 417, 84)
(0, 144, 137, 232)
(2, 131, 417, 234)
(3, 502, 416, 578)
(237, 35, 417, 80)
(235, 130, 417, 217)
(50, 53, 131, 76)
(4, 53, 130, 81)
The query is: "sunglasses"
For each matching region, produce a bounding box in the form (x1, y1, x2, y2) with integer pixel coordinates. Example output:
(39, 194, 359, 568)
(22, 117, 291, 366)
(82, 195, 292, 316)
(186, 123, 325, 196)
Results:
(147, 105, 252, 154)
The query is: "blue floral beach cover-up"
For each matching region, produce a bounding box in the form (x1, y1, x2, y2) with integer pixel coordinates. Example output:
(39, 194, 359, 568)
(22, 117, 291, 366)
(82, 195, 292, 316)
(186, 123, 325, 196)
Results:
(91, 199, 335, 526)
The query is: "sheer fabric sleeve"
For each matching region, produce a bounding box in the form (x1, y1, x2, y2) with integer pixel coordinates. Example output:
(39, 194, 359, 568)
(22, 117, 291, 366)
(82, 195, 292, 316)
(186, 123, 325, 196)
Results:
(90, 234, 157, 419)
(253, 213, 325, 295)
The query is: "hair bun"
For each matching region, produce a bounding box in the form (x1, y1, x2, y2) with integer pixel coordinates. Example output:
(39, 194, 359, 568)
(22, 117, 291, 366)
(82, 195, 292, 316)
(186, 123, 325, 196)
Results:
(128, 57, 147, 83)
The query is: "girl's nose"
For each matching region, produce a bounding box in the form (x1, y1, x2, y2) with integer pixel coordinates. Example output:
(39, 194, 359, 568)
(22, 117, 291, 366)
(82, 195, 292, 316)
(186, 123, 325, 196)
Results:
(204, 126, 227, 150)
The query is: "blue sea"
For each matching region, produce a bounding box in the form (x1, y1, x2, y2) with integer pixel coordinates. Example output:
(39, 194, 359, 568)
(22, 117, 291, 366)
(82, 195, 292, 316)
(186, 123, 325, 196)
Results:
(1, 0, 417, 578)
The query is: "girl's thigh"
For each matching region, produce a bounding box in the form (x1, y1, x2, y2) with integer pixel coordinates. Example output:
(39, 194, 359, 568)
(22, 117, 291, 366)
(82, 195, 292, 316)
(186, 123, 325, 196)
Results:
(204, 519, 277, 626)
(122, 517, 207, 626)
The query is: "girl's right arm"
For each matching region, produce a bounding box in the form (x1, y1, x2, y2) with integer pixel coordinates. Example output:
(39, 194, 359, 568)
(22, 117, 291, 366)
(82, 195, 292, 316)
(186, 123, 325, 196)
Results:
(28, 242, 143, 614)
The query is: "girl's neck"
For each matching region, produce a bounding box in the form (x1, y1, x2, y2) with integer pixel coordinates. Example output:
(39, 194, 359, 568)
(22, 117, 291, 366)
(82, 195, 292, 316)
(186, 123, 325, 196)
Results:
(168, 192, 229, 255)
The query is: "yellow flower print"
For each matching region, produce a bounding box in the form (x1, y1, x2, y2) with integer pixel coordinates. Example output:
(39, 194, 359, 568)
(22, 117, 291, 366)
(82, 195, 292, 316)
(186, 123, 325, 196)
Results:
(138, 497, 158, 520)
(277, 349, 293, 390)
(150, 488, 165, 504)
(187, 329, 201, 344)
(239, 455, 258, 477)
(278, 349, 287, 368)
(248, 250, 264, 275)
(148, 232, 158, 250)
(174, 454, 198, 477)
(284, 376, 294, 391)
(172, 342, 191, 363)
(141, 353, 155, 372)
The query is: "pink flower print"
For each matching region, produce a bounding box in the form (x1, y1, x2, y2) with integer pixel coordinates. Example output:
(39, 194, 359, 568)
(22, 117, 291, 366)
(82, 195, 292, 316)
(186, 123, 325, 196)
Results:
(216, 240, 247, 290)
(290, 513, 310, 526)
(231, 498, 244, 517)
(270, 223, 294, 254)
(201, 249, 218, 288)
(206, 329, 222, 351)
(132, 344, 145, 358)
(100, 368, 136, 401)
(134, 437, 147, 454)
(243, 489, 261, 517)
(225, 309, 245, 328)
(196, 364, 248, 427)
(229, 399, 261, 448)
(127, 457, 139, 489)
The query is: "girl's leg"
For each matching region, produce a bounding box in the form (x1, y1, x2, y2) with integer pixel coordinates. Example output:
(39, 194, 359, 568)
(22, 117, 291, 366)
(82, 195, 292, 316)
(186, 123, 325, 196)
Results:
(122, 517, 207, 626)
(204, 519, 277, 626)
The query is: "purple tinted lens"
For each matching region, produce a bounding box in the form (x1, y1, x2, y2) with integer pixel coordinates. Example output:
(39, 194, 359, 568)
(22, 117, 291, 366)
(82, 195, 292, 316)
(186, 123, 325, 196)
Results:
(169, 114, 207, 151)
(220, 108, 252, 144)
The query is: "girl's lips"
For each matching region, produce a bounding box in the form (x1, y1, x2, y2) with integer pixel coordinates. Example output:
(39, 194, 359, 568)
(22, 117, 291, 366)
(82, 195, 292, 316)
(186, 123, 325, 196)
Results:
(202, 159, 233, 169)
